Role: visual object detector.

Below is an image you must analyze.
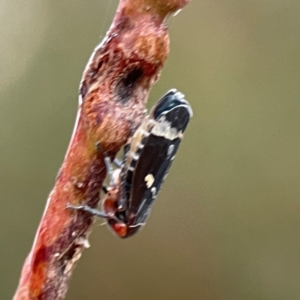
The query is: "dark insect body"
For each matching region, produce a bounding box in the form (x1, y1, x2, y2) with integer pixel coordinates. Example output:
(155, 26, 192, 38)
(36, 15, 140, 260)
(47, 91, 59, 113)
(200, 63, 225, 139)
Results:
(68, 89, 193, 238)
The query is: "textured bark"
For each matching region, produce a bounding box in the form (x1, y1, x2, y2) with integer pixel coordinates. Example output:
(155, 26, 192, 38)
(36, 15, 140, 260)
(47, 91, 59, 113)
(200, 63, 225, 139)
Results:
(13, 0, 191, 299)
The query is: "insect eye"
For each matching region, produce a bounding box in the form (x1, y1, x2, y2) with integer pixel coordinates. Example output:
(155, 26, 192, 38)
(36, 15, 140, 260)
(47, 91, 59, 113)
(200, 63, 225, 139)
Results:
(113, 223, 127, 238)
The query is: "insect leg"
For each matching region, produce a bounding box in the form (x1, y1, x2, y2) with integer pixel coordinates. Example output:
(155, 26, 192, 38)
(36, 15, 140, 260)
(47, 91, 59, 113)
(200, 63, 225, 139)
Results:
(67, 204, 109, 219)
(103, 155, 115, 186)
(94, 142, 116, 186)
(113, 158, 122, 168)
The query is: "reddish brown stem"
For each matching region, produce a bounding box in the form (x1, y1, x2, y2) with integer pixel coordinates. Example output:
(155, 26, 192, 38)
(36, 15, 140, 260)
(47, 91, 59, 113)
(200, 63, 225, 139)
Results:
(13, 0, 190, 299)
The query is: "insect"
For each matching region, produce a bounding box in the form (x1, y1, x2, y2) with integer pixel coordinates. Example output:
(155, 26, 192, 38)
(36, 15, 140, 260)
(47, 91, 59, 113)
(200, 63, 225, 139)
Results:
(68, 89, 193, 238)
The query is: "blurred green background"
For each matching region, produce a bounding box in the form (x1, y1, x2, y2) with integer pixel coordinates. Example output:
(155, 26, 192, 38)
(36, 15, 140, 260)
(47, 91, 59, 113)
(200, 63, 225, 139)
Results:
(1, 0, 300, 299)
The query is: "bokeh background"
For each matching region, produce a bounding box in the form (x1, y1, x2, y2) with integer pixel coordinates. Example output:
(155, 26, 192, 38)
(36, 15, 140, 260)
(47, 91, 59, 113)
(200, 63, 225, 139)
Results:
(1, 0, 300, 299)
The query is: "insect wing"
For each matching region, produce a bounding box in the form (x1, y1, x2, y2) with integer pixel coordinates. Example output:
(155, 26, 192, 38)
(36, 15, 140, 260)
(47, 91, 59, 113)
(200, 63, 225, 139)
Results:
(129, 135, 180, 223)
(129, 102, 192, 223)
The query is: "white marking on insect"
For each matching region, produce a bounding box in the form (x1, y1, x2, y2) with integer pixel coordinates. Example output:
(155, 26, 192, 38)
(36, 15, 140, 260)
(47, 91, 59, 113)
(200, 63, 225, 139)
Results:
(151, 187, 157, 197)
(138, 128, 150, 137)
(167, 144, 175, 159)
(174, 91, 185, 99)
(131, 152, 140, 161)
(152, 120, 182, 140)
(138, 143, 145, 149)
(145, 174, 155, 188)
